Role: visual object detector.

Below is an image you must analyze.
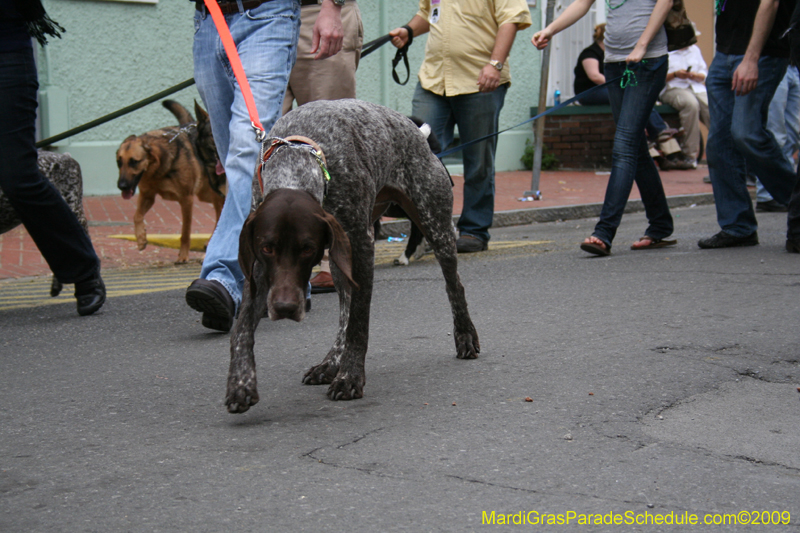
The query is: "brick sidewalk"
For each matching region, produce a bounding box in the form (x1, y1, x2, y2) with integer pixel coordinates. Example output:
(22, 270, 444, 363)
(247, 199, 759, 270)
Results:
(0, 167, 712, 281)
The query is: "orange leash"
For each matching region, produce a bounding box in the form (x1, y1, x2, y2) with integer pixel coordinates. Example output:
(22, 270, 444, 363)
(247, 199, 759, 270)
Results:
(202, 0, 266, 141)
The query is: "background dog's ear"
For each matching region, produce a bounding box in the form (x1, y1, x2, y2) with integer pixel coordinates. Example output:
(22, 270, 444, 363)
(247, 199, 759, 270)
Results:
(142, 139, 159, 166)
(238, 210, 260, 292)
(123, 134, 137, 143)
(194, 100, 210, 125)
(318, 211, 359, 291)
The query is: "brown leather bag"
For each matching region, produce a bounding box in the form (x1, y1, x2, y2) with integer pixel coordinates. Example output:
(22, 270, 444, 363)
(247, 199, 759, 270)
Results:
(665, 0, 697, 51)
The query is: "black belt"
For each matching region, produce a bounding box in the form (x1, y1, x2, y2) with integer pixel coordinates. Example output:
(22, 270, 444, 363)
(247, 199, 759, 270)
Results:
(196, 0, 272, 15)
(301, 0, 350, 5)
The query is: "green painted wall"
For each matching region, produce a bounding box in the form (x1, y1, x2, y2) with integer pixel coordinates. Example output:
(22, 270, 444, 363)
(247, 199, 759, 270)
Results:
(38, 0, 541, 195)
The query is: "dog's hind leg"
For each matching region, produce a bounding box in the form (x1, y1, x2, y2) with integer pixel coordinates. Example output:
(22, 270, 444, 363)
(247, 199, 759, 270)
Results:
(427, 220, 480, 359)
(226, 269, 268, 414)
(405, 178, 480, 359)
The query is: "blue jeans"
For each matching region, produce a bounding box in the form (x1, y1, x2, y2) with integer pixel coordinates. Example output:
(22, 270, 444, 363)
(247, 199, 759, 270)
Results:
(411, 82, 507, 243)
(0, 47, 100, 284)
(193, 1, 300, 307)
(577, 86, 667, 139)
(593, 58, 672, 246)
(756, 66, 800, 202)
(706, 52, 797, 236)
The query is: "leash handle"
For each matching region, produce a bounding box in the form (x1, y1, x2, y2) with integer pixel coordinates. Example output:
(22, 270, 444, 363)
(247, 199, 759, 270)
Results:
(360, 34, 392, 58)
(203, 0, 266, 141)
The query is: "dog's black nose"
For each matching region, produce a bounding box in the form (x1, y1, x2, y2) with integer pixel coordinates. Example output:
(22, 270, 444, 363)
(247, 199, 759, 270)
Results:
(272, 300, 300, 320)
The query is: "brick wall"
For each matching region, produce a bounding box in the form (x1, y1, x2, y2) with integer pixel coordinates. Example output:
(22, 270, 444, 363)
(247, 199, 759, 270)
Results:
(532, 105, 679, 170)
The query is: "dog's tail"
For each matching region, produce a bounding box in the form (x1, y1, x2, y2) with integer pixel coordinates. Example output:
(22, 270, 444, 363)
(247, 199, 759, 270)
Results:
(407, 115, 452, 186)
(162, 100, 195, 127)
(407, 115, 443, 155)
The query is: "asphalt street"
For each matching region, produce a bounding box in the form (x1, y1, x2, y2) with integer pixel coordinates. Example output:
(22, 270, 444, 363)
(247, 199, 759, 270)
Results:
(1, 204, 799, 532)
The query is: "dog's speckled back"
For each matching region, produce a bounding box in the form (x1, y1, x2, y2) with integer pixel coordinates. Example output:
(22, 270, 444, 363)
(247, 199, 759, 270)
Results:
(256, 99, 444, 210)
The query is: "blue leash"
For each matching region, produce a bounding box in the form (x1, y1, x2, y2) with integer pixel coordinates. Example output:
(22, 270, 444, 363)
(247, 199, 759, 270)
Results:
(435, 57, 666, 159)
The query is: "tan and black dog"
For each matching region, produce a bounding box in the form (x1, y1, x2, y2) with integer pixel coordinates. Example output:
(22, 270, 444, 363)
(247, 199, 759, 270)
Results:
(116, 100, 226, 263)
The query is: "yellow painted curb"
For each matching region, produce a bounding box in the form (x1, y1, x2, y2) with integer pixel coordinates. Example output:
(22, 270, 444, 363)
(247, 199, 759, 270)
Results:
(108, 234, 211, 252)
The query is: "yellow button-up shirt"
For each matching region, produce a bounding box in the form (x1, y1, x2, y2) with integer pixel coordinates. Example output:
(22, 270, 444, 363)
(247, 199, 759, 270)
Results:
(416, 0, 532, 97)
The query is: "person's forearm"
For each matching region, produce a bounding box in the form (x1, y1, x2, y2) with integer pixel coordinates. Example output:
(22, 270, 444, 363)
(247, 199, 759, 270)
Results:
(744, 0, 779, 63)
(490, 23, 520, 63)
(544, 0, 595, 38)
(407, 14, 430, 39)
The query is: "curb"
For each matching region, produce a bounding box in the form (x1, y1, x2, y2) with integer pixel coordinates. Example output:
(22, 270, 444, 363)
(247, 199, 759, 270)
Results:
(379, 193, 715, 237)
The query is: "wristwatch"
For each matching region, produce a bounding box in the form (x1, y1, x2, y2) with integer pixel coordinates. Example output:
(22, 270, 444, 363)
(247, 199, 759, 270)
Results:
(489, 59, 504, 71)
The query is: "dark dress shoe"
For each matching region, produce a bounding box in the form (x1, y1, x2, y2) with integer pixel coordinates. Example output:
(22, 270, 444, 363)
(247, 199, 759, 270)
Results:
(186, 279, 235, 332)
(756, 199, 788, 212)
(456, 234, 488, 253)
(787, 238, 800, 253)
(74, 272, 106, 316)
(698, 230, 759, 249)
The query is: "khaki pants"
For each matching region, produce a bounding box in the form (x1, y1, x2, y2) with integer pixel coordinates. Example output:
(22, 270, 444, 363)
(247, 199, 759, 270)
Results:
(659, 87, 709, 161)
(282, 2, 363, 114)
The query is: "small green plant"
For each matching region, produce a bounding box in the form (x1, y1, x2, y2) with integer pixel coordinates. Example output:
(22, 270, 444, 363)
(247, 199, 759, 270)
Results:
(521, 138, 559, 171)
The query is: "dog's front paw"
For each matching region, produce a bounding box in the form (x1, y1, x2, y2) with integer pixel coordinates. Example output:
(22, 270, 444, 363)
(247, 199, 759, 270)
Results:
(175, 251, 189, 264)
(302, 360, 339, 385)
(225, 373, 259, 414)
(455, 328, 480, 359)
(326, 373, 364, 401)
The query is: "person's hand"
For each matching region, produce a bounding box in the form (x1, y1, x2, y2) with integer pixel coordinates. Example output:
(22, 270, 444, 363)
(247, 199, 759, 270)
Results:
(310, 1, 343, 60)
(732, 57, 758, 96)
(674, 69, 691, 79)
(625, 42, 647, 64)
(477, 64, 501, 93)
(389, 26, 410, 49)
(531, 28, 554, 50)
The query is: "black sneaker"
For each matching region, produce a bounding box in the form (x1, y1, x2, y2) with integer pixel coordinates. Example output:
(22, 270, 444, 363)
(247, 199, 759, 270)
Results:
(75, 271, 106, 316)
(698, 230, 759, 249)
(456, 235, 488, 253)
(756, 200, 788, 213)
(186, 279, 235, 332)
(787, 238, 800, 253)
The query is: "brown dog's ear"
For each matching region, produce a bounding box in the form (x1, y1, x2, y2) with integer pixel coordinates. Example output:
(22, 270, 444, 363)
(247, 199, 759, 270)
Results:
(318, 211, 359, 291)
(238, 210, 260, 292)
(142, 139, 159, 167)
(123, 134, 137, 143)
(194, 100, 209, 124)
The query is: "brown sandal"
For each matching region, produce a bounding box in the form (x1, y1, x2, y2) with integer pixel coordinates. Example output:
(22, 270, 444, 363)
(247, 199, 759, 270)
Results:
(631, 236, 677, 250)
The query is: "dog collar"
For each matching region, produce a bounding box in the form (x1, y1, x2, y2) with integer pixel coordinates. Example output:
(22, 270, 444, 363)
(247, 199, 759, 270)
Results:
(257, 136, 331, 198)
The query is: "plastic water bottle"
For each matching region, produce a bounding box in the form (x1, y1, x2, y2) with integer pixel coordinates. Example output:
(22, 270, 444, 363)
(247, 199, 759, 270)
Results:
(554, 89, 561, 105)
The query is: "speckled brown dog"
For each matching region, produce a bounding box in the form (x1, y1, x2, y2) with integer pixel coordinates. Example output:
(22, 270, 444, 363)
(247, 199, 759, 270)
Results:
(226, 99, 479, 414)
